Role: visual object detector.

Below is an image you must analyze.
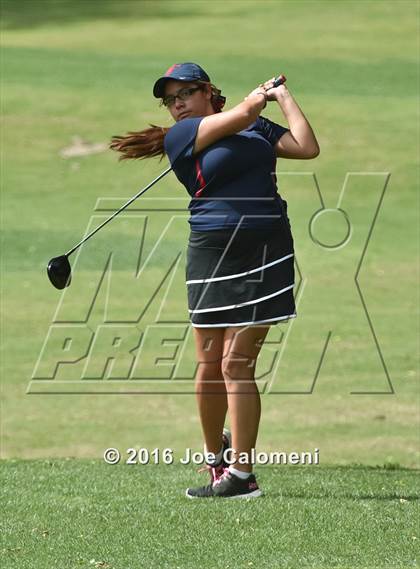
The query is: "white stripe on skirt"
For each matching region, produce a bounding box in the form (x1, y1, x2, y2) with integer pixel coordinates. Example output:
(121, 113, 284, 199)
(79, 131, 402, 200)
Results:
(186, 253, 294, 284)
(191, 313, 297, 327)
(189, 283, 294, 314)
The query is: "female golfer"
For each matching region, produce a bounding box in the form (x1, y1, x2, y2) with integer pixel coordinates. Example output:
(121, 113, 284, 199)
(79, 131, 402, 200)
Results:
(111, 62, 319, 499)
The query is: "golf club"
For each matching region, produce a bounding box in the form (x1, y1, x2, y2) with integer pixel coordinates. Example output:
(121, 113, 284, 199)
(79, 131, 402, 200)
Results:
(47, 166, 172, 289)
(47, 74, 287, 290)
(273, 74, 286, 88)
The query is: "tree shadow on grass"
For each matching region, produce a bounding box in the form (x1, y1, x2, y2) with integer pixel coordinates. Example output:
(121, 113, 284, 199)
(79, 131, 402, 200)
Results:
(0, 0, 204, 31)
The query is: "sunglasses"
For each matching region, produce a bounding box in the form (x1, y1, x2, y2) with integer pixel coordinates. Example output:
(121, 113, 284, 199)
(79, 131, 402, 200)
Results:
(161, 86, 203, 107)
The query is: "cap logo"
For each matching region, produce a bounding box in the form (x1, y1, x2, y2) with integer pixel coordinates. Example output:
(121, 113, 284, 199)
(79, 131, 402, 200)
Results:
(165, 63, 181, 76)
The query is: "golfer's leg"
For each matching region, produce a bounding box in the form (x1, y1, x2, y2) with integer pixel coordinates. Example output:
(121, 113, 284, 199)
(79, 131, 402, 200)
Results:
(193, 327, 228, 455)
(222, 325, 270, 473)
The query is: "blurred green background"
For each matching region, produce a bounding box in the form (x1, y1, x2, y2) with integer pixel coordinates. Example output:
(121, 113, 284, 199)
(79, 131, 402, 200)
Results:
(1, 0, 418, 466)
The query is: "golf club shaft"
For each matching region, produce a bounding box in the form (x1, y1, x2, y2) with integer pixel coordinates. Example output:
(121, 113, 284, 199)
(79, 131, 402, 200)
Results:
(65, 166, 172, 257)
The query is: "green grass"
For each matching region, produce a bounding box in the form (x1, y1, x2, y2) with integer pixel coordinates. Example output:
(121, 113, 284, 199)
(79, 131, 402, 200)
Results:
(1, 1, 419, 566)
(1, 0, 418, 463)
(1, 460, 419, 569)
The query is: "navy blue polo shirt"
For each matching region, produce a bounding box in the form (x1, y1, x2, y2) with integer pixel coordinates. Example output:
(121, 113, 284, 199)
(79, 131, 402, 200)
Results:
(164, 115, 289, 231)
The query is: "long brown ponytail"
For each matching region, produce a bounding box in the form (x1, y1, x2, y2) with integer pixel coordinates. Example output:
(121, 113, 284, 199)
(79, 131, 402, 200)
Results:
(109, 125, 170, 161)
(109, 83, 225, 161)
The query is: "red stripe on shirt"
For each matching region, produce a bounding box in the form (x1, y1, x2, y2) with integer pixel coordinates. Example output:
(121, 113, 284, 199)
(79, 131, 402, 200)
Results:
(195, 159, 206, 197)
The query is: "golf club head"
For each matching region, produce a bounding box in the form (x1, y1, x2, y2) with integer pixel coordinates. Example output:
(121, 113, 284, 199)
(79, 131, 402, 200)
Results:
(47, 255, 72, 289)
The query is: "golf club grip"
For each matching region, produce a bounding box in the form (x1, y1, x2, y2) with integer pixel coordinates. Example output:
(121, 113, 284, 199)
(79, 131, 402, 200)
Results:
(273, 75, 286, 88)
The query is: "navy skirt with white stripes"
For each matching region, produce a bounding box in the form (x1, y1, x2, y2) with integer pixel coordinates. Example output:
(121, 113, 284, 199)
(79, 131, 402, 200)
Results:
(186, 215, 297, 328)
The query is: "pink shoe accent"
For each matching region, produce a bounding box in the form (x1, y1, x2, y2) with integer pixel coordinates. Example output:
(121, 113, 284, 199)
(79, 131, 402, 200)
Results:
(212, 467, 230, 486)
(197, 463, 225, 483)
(211, 465, 225, 483)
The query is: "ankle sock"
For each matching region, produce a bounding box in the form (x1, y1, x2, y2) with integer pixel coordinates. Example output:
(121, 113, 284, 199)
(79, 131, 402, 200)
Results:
(229, 466, 251, 479)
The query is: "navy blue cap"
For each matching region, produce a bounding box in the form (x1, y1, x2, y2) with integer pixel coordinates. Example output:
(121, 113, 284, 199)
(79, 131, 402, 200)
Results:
(153, 62, 211, 98)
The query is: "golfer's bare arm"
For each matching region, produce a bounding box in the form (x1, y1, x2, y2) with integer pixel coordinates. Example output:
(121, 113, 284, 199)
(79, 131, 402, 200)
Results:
(194, 82, 320, 160)
(272, 85, 320, 160)
(193, 90, 266, 154)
